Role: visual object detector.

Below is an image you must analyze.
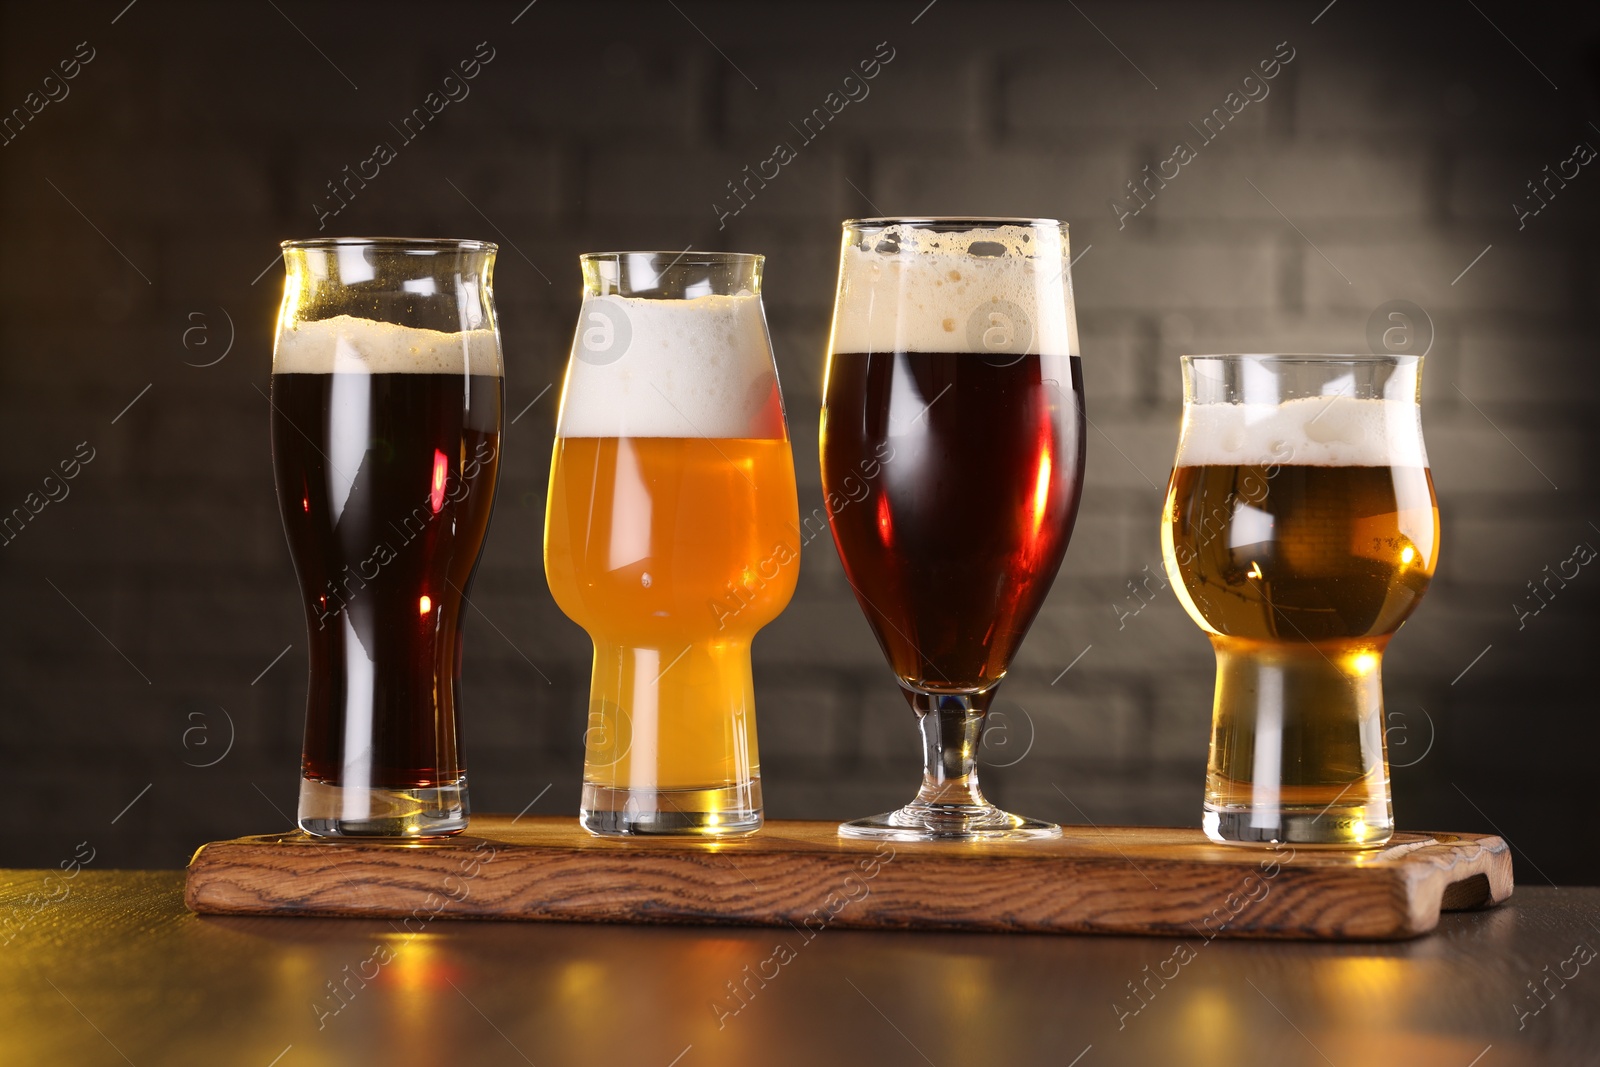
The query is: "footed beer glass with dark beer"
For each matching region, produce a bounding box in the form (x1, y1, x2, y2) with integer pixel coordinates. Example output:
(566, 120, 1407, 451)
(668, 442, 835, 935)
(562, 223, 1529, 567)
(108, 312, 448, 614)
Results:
(821, 218, 1086, 840)
(272, 238, 503, 837)
(1161, 355, 1437, 847)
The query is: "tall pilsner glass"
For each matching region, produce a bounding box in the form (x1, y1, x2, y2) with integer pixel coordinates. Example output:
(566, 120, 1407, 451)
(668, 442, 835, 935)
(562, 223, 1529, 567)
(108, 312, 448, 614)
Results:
(821, 218, 1087, 841)
(1160, 355, 1438, 847)
(272, 238, 504, 837)
(544, 252, 799, 836)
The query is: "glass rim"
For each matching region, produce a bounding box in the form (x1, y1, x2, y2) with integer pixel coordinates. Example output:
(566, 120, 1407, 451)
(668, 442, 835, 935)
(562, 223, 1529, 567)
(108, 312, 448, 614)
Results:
(579, 250, 764, 266)
(1182, 352, 1422, 363)
(280, 237, 497, 252)
(844, 216, 1066, 230)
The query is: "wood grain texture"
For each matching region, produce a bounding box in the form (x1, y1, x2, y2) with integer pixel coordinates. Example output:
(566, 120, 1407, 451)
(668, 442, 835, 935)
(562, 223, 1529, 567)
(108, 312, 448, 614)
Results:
(184, 816, 1512, 941)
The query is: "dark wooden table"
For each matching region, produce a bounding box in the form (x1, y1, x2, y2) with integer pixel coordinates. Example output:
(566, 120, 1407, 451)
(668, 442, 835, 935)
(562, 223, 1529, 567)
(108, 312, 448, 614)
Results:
(3, 871, 1596, 1066)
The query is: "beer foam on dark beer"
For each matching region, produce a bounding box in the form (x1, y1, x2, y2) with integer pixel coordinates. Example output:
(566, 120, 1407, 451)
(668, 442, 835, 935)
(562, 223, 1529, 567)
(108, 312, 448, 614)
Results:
(273, 314, 501, 375)
(830, 224, 1078, 356)
(1176, 396, 1428, 468)
(557, 293, 785, 439)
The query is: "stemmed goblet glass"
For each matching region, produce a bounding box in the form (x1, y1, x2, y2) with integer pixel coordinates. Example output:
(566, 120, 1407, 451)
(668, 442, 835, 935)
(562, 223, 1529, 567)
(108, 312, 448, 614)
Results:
(820, 218, 1086, 841)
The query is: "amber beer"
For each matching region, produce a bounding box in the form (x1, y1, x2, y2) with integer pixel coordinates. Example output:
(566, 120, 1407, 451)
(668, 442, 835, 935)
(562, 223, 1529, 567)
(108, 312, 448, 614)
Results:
(544, 254, 798, 835)
(544, 437, 798, 802)
(822, 351, 1084, 689)
(1162, 374, 1438, 847)
(821, 218, 1086, 840)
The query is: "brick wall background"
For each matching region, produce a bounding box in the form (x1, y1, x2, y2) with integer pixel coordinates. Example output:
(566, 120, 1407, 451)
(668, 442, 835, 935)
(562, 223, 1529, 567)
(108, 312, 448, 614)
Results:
(2, 0, 1597, 882)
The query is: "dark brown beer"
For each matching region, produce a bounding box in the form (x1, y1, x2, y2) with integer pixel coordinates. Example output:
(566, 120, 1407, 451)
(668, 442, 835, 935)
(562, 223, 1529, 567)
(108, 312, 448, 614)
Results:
(820, 351, 1085, 690)
(271, 371, 502, 789)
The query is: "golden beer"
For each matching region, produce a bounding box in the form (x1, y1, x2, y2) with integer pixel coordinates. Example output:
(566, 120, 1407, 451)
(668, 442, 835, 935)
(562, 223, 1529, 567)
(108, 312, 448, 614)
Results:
(1163, 463, 1438, 844)
(545, 436, 799, 803)
(1161, 356, 1438, 847)
(543, 251, 797, 835)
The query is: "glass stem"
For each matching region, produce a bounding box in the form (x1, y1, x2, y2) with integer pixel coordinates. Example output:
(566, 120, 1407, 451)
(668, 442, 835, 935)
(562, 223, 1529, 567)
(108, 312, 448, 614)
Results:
(910, 688, 994, 809)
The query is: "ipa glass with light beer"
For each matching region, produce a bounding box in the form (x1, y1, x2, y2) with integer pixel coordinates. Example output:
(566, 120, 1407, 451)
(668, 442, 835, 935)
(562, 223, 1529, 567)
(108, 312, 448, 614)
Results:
(821, 218, 1087, 841)
(272, 238, 504, 837)
(1161, 355, 1437, 847)
(544, 252, 799, 836)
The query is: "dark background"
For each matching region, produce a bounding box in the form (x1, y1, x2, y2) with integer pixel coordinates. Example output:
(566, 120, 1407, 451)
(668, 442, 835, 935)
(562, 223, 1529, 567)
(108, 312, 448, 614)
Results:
(1, 0, 1596, 883)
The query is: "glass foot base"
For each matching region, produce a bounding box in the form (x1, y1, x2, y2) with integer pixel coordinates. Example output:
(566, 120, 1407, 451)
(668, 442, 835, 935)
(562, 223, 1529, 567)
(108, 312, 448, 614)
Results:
(839, 803, 1061, 842)
(580, 781, 762, 836)
(297, 777, 468, 838)
(1203, 805, 1393, 848)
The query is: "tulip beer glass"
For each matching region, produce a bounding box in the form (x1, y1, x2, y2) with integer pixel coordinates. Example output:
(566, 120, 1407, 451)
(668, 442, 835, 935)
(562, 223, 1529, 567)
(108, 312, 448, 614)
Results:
(821, 218, 1087, 841)
(544, 252, 799, 836)
(1161, 355, 1438, 847)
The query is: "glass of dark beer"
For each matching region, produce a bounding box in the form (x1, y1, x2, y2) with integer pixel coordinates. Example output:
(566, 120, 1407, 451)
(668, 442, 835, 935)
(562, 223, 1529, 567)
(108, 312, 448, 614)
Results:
(821, 218, 1086, 840)
(1160, 355, 1437, 847)
(271, 238, 503, 837)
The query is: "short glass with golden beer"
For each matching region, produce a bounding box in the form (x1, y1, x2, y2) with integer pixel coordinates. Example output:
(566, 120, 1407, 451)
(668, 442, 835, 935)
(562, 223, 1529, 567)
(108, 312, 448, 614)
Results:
(544, 252, 798, 835)
(1161, 354, 1437, 847)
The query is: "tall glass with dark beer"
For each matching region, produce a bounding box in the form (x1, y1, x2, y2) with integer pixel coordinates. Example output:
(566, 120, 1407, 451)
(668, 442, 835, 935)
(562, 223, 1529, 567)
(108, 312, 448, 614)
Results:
(272, 238, 503, 837)
(1161, 354, 1437, 847)
(821, 218, 1086, 840)
(544, 252, 798, 836)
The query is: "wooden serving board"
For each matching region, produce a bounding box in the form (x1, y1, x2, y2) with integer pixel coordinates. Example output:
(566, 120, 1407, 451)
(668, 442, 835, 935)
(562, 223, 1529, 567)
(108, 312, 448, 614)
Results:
(184, 816, 1512, 941)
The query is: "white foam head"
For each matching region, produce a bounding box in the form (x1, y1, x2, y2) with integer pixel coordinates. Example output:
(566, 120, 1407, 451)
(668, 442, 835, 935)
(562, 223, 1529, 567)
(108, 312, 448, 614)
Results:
(273, 314, 501, 375)
(1176, 396, 1428, 467)
(556, 292, 785, 439)
(830, 223, 1079, 356)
